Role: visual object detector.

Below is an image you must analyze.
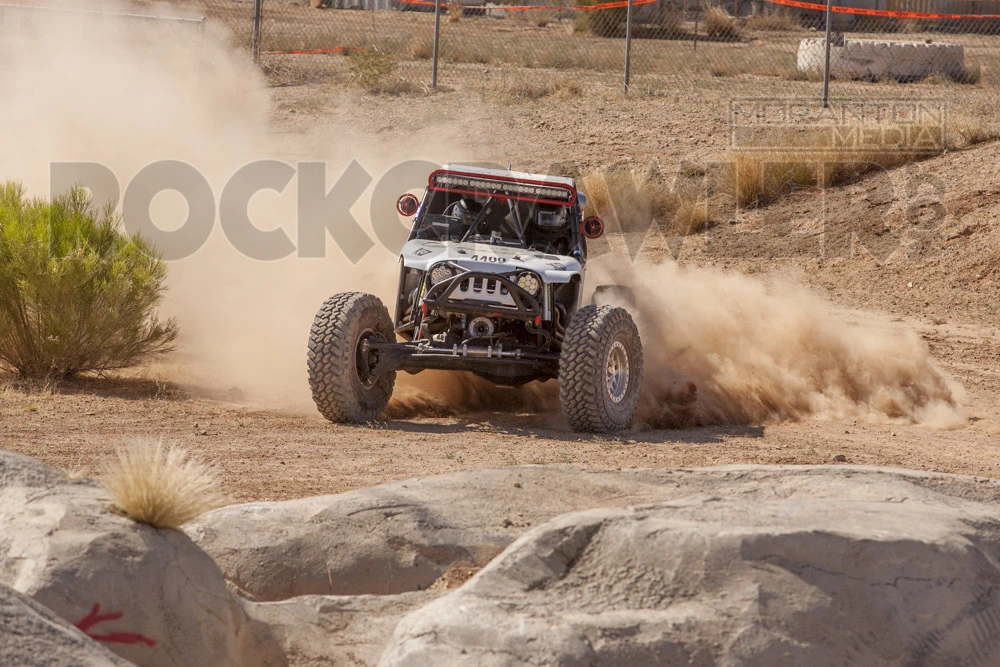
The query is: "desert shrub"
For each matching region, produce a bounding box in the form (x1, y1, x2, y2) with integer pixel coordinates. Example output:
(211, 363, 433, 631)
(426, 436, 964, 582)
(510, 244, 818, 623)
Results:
(704, 6, 741, 39)
(0, 183, 177, 379)
(409, 31, 434, 60)
(102, 439, 227, 529)
(954, 62, 981, 85)
(348, 47, 414, 94)
(573, 0, 627, 37)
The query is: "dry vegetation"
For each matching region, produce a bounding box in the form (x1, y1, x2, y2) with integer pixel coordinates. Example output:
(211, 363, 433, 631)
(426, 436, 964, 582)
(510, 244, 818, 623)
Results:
(102, 439, 227, 529)
(477, 71, 582, 101)
(347, 47, 417, 94)
(730, 116, 1000, 207)
(704, 6, 742, 40)
(743, 9, 800, 32)
(729, 123, 943, 207)
(580, 167, 709, 236)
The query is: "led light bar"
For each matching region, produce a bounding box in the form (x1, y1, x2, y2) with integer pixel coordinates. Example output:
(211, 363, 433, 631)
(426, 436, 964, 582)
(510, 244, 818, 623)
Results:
(429, 170, 576, 205)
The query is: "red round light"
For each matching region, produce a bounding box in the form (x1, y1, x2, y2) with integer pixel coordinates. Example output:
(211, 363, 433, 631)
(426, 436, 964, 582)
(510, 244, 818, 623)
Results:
(581, 216, 604, 239)
(396, 193, 419, 217)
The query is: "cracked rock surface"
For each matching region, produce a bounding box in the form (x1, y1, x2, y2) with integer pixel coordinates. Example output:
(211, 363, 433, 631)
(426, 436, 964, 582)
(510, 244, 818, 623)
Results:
(0, 449, 283, 667)
(0, 581, 131, 666)
(188, 463, 1000, 600)
(372, 466, 1000, 666)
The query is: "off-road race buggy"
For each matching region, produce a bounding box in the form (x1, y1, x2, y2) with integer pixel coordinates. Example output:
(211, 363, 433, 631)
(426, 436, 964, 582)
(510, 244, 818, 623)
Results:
(307, 165, 643, 432)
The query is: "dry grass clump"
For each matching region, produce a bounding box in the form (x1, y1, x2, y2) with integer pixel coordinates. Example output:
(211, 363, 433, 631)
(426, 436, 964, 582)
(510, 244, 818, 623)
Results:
(409, 32, 434, 60)
(481, 73, 582, 102)
(950, 114, 1000, 147)
(704, 6, 741, 40)
(955, 63, 981, 85)
(673, 196, 709, 234)
(573, 0, 626, 37)
(729, 122, 946, 207)
(744, 9, 800, 31)
(580, 168, 709, 236)
(102, 440, 227, 529)
(348, 47, 417, 94)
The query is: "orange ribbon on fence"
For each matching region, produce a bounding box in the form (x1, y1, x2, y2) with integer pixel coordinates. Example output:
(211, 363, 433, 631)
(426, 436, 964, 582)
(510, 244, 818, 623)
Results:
(261, 45, 364, 55)
(395, 0, 658, 10)
(764, 0, 1000, 20)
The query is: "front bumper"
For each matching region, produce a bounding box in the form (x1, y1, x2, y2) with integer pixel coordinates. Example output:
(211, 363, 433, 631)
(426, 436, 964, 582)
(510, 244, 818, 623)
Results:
(422, 271, 542, 321)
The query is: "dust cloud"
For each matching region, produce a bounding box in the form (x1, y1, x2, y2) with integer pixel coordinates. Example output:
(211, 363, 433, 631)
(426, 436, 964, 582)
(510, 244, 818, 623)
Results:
(0, 1, 451, 410)
(590, 260, 966, 429)
(0, 3, 964, 429)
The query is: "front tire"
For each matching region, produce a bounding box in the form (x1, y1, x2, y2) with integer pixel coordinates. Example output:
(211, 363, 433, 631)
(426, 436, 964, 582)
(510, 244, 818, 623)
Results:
(308, 292, 396, 423)
(559, 305, 643, 432)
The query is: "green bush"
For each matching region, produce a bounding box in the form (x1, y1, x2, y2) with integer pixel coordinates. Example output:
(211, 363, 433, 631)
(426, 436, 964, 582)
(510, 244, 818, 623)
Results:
(0, 182, 177, 379)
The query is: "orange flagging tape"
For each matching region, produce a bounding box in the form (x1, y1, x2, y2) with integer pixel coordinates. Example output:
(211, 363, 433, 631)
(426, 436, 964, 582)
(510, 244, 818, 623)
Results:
(261, 46, 364, 55)
(396, 0, 658, 10)
(765, 0, 1000, 20)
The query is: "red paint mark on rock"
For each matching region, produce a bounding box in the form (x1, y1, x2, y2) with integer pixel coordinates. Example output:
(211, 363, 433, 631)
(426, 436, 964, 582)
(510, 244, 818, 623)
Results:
(75, 603, 156, 647)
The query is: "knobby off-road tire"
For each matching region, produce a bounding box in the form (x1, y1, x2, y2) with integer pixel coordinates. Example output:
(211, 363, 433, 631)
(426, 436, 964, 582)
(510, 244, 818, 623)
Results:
(308, 292, 396, 423)
(559, 305, 643, 433)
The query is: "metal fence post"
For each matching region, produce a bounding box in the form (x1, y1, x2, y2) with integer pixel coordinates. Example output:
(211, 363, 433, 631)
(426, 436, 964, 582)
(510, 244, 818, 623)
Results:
(432, 0, 442, 88)
(624, 0, 633, 93)
(822, 0, 832, 108)
(251, 0, 263, 64)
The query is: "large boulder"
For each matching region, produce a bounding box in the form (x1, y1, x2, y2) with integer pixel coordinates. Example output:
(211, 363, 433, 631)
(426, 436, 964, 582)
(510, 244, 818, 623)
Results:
(188, 465, 754, 600)
(0, 449, 282, 667)
(0, 581, 131, 667)
(380, 493, 1000, 665)
(189, 464, 1000, 606)
(244, 590, 443, 666)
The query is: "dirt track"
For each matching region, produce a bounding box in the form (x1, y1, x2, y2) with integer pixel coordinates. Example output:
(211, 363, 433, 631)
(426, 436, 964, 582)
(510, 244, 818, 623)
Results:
(2, 305, 997, 503)
(2, 70, 999, 503)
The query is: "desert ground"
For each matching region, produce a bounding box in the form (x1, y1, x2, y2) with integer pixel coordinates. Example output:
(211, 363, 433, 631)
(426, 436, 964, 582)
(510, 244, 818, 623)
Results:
(4, 6, 1000, 665)
(2, 62, 999, 502)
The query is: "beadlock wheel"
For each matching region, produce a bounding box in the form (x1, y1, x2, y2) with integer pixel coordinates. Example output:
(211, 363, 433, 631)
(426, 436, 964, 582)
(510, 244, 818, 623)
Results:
(559, 305, 643, 433)
(307, 292, 396, 423)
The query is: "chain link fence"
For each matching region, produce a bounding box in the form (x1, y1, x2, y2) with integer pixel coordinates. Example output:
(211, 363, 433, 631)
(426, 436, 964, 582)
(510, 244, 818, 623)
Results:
(4, 1, 999, 130)
(196, 0, 999, 108)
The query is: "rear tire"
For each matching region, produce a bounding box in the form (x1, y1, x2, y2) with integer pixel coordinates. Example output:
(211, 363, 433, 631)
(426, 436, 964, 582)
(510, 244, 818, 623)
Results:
(559, 305, 643, 433)
(308, 292, 396, 423)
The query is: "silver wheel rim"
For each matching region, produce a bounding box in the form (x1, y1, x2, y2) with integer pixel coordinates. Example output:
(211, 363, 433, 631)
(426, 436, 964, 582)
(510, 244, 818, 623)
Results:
(606, 340, 629, 403)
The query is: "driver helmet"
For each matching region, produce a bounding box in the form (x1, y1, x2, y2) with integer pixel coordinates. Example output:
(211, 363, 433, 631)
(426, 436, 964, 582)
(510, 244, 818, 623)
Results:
(453, 198, 482, 226)
(535, 204, 567, 229)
